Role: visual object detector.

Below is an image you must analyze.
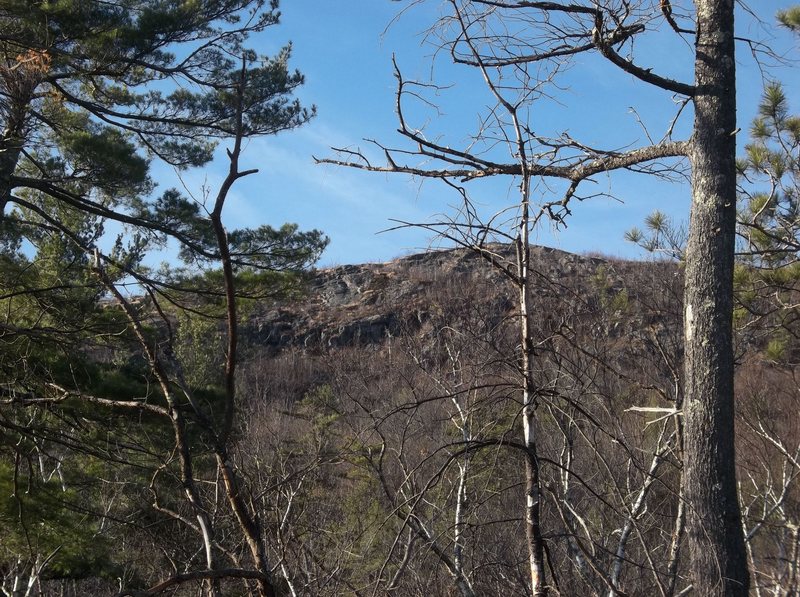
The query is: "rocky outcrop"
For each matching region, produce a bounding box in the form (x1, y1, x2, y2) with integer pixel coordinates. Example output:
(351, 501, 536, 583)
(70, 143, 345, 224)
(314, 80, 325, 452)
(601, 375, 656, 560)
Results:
(244, 244, 661, 353)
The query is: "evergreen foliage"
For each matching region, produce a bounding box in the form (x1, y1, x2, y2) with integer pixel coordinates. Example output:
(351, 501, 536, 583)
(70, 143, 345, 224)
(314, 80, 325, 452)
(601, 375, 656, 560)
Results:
(0, 0, 326, 590)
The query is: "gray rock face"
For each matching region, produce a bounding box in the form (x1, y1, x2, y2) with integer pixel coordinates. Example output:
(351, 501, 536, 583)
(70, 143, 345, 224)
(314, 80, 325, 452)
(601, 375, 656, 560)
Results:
(244, 244, 663, 353)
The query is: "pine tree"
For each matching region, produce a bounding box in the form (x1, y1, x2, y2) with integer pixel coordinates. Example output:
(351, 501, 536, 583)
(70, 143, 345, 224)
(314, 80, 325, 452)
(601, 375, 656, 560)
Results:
(0, 2, 327, 593)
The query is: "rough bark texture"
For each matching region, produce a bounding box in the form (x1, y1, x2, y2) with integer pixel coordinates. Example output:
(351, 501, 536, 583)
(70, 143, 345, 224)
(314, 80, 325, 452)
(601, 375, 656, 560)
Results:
(0, 56, 41, 221)
(0, 109, 29, 221)
(0, 139, 22, 218)
(683, 0, 749, 594)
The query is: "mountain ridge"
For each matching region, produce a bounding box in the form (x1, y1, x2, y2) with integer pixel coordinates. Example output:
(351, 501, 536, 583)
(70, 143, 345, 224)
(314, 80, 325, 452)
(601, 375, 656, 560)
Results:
(246, 243, 666, 352)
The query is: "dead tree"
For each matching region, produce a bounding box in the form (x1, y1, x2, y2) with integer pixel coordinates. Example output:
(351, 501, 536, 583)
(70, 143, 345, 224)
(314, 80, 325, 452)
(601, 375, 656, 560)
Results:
(319, 0, 759, 593)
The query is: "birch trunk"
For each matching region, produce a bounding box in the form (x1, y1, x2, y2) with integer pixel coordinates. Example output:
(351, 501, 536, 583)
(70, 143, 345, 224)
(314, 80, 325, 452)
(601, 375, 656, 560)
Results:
(518, 180, 547, 597)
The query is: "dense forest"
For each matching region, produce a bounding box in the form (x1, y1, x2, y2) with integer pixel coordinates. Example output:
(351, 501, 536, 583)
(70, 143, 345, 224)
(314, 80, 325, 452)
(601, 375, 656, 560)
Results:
(1, 1, 799, 596)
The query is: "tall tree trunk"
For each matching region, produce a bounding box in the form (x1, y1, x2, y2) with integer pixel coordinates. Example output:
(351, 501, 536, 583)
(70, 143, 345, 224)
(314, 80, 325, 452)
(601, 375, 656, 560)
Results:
(0, 106, 29, 221)
(683, 1, 749, 594)
(518, 177, 547, 597)
(0, 55, 41, 221)
(0, 137, 22, 219)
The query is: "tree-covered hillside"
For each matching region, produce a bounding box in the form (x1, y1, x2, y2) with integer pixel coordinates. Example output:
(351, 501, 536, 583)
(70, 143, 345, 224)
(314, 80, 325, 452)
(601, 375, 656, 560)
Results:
(1, 1, 799, 596)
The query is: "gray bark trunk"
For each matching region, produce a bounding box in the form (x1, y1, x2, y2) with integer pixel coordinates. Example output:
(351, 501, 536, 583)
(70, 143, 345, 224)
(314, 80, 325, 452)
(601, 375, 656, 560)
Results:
(683, 0, 749, 594)
(0, 63, 38, 221)
(0, 132, 24, 221)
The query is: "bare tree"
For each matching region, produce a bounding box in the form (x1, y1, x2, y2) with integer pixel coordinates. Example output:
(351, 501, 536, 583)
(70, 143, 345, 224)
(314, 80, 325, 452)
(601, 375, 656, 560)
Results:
(0, 54, 328, 594)
(319, 0, 754, 593)
(35, 71, 283, 597)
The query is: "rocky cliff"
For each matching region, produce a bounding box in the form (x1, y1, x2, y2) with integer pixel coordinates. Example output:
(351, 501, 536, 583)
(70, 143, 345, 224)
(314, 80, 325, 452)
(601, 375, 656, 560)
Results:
(245, 244, 668, 352)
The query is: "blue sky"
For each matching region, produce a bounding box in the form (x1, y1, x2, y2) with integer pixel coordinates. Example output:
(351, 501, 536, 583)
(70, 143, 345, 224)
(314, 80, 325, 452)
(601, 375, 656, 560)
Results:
(165, 1, 800, 267)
